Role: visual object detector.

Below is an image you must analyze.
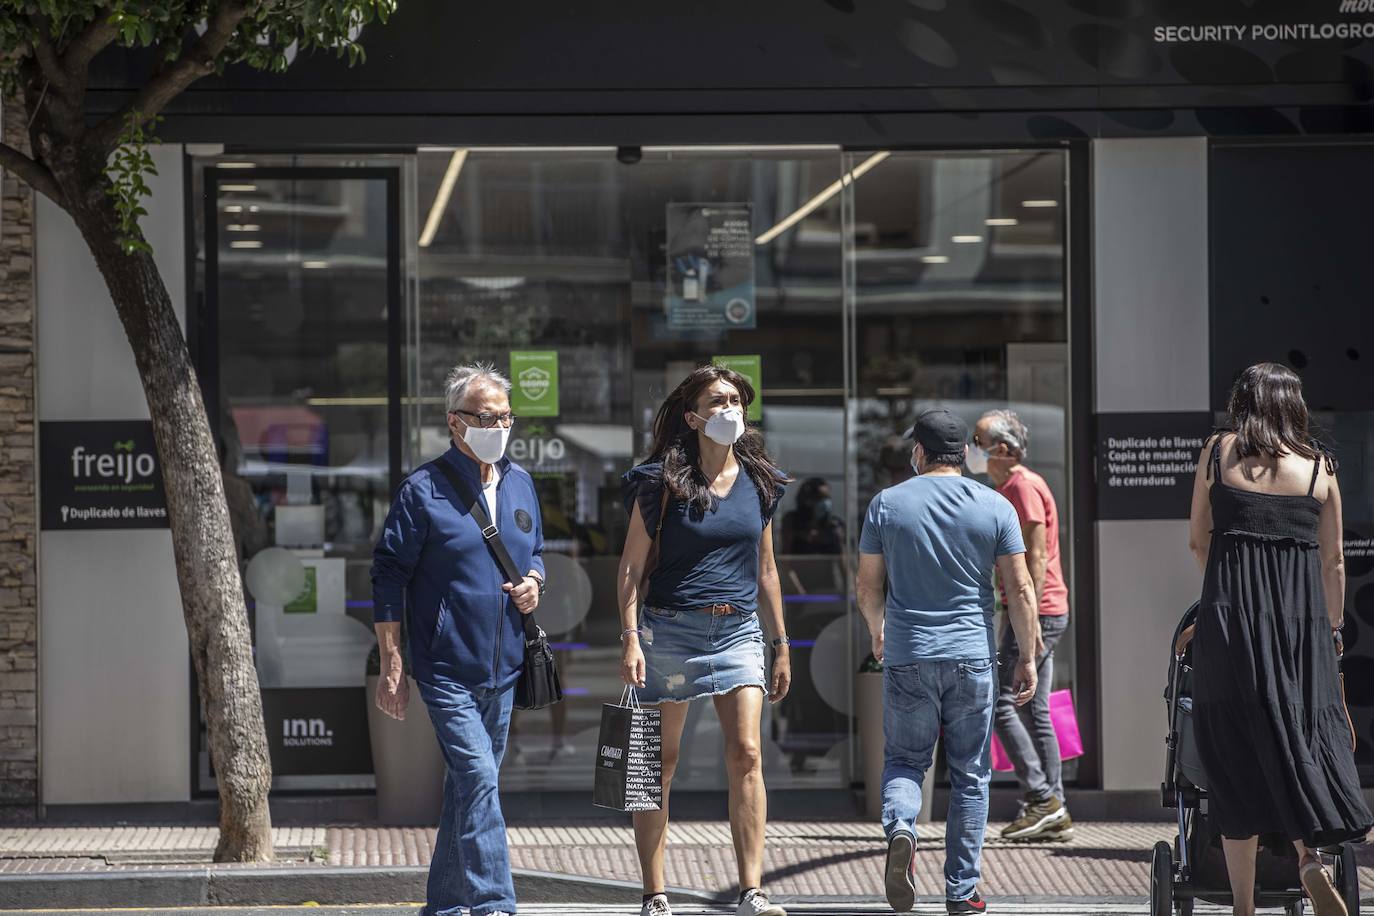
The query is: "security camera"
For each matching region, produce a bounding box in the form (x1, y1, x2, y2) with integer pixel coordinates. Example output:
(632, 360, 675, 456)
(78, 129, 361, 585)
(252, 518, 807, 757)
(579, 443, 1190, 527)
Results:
(616, 145, 643, 165)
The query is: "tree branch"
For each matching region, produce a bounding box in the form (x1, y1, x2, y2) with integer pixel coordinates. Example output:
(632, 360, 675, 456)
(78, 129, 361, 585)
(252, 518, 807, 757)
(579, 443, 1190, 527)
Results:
(60, 13, 119, 76)
(0, 141, 62, 205)
(87, 1, 253, 153)
(26, 15, 71, 92)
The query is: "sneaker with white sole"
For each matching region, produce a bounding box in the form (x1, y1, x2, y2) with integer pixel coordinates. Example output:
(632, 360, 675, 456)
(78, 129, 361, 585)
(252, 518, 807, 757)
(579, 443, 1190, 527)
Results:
(640, 893, 673, 916)
(736, 888, 787, 916)
(1000, 793, 1066, 840)
(884, 830, 916, 912)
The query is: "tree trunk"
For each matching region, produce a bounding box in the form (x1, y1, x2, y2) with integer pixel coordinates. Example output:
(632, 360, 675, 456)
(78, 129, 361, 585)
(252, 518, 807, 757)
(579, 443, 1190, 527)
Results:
(61, 170, 274, 862)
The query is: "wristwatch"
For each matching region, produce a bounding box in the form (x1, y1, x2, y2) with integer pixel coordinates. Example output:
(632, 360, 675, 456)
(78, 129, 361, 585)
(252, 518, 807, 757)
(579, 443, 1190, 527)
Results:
(771, 637, 791, 649)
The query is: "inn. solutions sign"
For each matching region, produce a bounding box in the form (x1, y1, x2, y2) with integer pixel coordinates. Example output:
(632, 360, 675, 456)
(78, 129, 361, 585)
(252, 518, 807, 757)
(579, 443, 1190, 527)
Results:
(39, 420, 169, 530)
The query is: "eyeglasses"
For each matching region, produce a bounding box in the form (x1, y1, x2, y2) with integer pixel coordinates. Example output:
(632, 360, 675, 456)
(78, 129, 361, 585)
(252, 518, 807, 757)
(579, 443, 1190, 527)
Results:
(450, 409, 517, 429)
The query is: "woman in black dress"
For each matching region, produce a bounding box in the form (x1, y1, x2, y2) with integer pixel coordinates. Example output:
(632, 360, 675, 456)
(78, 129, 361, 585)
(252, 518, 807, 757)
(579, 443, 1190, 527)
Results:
(1185, 363, 1371, 916)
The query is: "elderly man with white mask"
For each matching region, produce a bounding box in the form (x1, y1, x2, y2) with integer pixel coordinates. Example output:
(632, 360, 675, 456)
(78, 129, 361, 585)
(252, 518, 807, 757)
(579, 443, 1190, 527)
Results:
(371, 362, 546, 916)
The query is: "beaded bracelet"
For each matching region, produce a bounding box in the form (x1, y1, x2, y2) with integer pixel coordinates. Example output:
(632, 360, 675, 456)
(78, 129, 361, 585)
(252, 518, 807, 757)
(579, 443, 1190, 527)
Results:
(620, 627, 642, 642)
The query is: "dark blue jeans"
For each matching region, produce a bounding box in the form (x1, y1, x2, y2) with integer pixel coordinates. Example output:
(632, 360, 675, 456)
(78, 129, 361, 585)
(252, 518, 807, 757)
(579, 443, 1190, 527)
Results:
(417, 678, 516, 916)
(881, 658, 996, 902)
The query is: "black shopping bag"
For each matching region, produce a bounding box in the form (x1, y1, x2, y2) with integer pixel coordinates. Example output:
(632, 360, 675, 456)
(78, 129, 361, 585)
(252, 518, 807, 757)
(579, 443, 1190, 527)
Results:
(592, 687, 663, 812)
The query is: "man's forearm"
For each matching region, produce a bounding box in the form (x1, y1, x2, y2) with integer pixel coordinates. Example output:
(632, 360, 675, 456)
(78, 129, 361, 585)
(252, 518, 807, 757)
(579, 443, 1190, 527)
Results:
(1006, 579, 1038, 656)
(856, 583, 884, 639)
(1027, 548, 1048, 608)
(375, 621, 402, 660)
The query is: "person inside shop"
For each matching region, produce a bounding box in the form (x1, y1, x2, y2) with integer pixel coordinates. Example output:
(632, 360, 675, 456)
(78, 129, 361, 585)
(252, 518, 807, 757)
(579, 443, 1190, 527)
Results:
(856, 408, 1040, 916)
(371, 362, 547, 916)
(781, 477, 845, 555)
(617, 364, 792, 916)
(972, 409, 1074, 842)
(1182, 362, 1370, 916)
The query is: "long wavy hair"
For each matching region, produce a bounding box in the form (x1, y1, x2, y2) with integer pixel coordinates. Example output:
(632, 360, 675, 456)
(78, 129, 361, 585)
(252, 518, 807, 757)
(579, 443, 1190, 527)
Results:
(1225, 362, 1335, 473)
(645, 365, 791, 516)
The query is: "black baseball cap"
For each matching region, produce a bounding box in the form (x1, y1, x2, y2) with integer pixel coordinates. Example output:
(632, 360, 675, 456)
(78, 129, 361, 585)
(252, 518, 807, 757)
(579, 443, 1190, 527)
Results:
(903, 408, 968, 454)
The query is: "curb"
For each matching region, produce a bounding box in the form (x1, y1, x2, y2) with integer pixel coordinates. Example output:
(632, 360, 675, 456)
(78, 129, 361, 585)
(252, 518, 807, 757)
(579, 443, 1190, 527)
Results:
(0, 866, 726, 910)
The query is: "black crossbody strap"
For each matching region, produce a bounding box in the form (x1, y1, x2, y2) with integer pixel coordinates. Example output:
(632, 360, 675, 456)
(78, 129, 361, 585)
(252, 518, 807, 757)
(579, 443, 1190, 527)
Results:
(429, 459, 539, 640)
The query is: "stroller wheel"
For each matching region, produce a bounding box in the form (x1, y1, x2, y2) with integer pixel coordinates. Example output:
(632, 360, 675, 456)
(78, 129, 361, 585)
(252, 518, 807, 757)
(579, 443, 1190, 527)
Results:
(1285, 901, 1306, 916)
(1152, 840, 1175, 916)
(1334, 844, 1360, 916)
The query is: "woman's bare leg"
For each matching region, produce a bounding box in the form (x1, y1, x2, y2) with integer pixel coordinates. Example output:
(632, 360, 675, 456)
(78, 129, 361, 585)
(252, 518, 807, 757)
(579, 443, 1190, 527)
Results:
(715, 686, 767, 892)
(1222, 835, 1258, 916)
(633, 701, 692, 895)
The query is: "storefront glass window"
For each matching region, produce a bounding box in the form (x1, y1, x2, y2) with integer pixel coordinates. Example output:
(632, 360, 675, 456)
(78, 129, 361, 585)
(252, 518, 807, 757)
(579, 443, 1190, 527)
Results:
(846, 150, 1073, 788)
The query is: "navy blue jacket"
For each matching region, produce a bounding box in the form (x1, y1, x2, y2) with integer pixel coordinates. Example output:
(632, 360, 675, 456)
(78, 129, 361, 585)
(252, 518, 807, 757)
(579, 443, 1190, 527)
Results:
(371, 445, 545, 689)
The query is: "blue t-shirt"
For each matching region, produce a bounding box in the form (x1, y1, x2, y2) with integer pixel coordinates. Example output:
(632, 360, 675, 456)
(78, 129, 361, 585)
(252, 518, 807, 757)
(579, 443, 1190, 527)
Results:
(859, 474, 1025, 662)
(621, 462, 784, 615)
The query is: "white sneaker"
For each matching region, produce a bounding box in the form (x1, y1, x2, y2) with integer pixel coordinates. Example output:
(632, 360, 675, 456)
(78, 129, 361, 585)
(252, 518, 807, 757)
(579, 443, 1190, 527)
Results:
(641, 893, 673, 916)
(736, 889, 787, 916)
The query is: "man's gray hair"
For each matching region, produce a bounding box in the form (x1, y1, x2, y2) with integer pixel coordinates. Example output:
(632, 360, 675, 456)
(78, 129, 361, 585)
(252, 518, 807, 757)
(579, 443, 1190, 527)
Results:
(445, 362, 512, 414)
(983, 408, 1029, 459)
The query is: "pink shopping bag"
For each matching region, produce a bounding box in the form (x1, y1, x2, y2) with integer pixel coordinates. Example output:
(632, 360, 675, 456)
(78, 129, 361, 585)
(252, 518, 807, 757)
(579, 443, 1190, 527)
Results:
(990, 689, 1084, 772)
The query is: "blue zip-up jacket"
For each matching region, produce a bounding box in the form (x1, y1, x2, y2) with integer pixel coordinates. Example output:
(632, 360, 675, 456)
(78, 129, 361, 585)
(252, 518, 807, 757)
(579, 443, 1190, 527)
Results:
(371, 445, 545, 690)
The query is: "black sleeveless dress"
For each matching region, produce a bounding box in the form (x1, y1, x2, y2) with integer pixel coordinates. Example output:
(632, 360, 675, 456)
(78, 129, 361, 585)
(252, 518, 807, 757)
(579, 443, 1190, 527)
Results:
(1193, 437, 1372, 845)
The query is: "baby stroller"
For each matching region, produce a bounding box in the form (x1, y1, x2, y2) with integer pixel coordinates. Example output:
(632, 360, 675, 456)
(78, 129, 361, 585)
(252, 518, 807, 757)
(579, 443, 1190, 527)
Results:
(1154, 601, 1362, 916)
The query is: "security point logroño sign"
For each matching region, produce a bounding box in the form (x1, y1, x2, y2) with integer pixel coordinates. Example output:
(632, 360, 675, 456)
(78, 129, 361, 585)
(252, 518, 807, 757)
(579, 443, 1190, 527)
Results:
(40, 420, 169, 530)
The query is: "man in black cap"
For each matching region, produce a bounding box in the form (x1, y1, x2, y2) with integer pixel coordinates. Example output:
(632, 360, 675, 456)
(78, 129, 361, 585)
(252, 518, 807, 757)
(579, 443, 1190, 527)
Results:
(855, 408, 1041, 915)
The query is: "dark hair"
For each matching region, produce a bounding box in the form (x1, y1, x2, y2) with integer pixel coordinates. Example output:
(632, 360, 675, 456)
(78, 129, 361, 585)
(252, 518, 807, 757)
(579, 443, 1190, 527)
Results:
(796, 477, 829, 510)
(1225, 362, 1334, 472)
(924, 450, 966, 469)
(645, 365, 791, 516)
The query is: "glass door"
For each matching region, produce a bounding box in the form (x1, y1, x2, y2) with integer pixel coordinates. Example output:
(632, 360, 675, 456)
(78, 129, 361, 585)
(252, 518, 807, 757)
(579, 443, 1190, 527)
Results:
(411, 146, 852, 792)
(197, 165, 401, 793)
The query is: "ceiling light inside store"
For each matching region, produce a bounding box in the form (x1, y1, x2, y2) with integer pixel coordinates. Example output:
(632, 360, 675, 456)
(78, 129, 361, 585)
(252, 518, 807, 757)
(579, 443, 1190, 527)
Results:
(419, 149, 469, 248)
(755, 151, 891, 246)
(921, 255, 949, 264)
(986, 218, 1019, 226)
(223, 205, 243, 213)
(226, 224, 261, 232)
(952, 235, 983, 243)
(217, 162, 256, 169)
(221, 184, 258, 192)
(1021, 199, 1058, 208)
(229, 240, 264, 249)
(302, 260, 329, 269)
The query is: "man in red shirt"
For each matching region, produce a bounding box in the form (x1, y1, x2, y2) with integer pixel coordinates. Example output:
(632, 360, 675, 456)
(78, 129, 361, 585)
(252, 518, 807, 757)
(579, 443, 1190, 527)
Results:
(972, 409, 1073, 841)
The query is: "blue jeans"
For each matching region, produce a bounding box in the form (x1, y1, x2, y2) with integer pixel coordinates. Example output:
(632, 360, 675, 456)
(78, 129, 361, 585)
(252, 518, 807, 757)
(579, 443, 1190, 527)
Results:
(417, 679, 516, 916)
(881, 658, 996, 902)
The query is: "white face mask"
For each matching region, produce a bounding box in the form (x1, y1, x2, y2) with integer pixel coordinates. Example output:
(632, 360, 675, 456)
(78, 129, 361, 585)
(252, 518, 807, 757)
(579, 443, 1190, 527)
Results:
(965, 445, 989, 476)
(694, 407, 746, 446)
(462, 424, 511, 465)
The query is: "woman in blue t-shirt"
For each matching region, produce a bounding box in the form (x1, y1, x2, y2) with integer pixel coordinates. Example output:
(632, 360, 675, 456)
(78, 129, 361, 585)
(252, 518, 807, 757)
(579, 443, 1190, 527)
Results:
(617, 364, 791, 916)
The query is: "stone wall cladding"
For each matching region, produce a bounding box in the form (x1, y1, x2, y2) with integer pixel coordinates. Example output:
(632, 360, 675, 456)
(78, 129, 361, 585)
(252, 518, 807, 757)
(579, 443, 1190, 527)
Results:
(0, 99, 39, 810)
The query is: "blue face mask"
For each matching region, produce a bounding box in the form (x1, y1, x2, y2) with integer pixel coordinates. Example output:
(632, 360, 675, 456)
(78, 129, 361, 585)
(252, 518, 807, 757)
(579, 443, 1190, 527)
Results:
(814, 498, 833, 518)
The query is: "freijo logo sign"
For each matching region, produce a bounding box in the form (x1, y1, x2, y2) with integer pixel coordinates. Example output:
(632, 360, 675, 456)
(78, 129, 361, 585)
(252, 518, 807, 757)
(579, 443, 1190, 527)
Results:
(70, 441, 157, 485)
(41, 421, 170, 530)
(283, 717, 335, 748)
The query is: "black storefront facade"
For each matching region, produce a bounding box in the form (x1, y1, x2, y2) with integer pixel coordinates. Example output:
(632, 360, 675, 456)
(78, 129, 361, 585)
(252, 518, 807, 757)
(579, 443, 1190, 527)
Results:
(24, 1, 1374, 814)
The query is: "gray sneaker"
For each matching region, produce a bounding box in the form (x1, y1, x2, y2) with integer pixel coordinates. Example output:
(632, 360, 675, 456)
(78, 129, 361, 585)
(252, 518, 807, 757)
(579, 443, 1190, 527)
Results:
(736, 889, 786, 916)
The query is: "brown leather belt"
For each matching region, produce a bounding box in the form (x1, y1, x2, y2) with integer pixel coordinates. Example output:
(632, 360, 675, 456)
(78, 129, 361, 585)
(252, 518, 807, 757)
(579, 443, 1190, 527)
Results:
(694, 603, 738, 616)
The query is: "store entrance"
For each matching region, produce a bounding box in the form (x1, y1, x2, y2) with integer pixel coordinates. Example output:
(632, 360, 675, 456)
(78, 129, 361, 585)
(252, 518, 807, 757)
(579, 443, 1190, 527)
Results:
(191, 146, 1073, 805)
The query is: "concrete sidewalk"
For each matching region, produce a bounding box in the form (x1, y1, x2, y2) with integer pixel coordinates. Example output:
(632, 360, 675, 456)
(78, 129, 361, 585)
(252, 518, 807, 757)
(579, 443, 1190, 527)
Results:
(6, 820, 1371, 899)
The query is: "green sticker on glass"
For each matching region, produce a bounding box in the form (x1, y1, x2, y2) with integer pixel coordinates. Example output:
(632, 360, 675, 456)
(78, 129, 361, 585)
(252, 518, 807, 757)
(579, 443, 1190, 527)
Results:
(712, 355, 762, 421)
(284, 567, 318, 614)
(510, 351, 559, 418)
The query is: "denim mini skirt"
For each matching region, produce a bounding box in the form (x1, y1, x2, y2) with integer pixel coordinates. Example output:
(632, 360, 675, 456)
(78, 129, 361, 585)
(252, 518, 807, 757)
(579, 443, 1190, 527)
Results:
(637, 605, 767, 704)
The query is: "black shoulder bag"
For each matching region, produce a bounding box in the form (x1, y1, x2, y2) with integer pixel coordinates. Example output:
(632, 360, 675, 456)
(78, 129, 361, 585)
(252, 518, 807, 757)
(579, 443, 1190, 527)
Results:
(430, 460, 563, 709)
